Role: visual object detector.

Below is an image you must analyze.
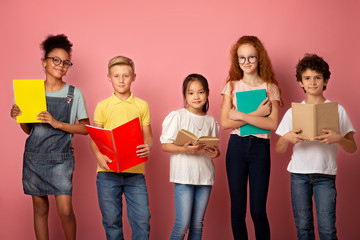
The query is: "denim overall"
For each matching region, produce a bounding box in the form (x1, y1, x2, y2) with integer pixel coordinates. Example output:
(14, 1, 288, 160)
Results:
(22, 85, 75, 196)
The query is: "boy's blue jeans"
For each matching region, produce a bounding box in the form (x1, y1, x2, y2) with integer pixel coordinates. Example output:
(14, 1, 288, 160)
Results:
(291, 173, 337, 240)
(96, 172, 150, 240)
(170, 183, 212, 240)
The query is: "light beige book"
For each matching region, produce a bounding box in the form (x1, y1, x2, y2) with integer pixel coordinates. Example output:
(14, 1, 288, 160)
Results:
(292, 102, 339, 141)
(174, 129, 219, 147)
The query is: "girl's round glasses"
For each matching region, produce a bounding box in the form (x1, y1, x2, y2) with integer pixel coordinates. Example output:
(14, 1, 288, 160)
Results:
(46, 57, 73, 68)
(238, 56, 257, 64)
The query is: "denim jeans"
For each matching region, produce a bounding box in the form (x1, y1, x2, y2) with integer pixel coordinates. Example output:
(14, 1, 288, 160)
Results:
(226, 135, 271, 240)
(291, 173, 337, 240)
(170, 183, 212, 240)
(96, 172, 150, 240)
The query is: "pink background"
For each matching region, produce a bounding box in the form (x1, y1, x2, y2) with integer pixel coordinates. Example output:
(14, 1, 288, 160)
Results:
(1, 1, 360, 239)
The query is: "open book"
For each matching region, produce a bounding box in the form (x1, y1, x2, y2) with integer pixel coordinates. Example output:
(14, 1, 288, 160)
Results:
(86, 117, 147, 172)
(13, 79, 47, 123)
(236, 89, 270, 136)
(292, 102, 339, 141)
(174, 129, 219, 147)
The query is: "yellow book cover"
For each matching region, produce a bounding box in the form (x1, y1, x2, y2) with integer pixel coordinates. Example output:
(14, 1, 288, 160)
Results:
(13, 79, 47, 123)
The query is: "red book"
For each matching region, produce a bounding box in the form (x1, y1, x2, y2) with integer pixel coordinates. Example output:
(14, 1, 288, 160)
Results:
(86, 117, 148, 172)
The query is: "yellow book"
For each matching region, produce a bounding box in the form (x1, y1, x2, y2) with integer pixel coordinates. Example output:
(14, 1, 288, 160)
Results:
(13, 79, 47, 123)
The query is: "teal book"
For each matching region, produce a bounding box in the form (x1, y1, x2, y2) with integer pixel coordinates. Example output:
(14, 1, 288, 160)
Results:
(236, 89, 270, 136)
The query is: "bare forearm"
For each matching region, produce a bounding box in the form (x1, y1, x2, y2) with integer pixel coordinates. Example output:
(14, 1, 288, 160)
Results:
(241, 114, 278, 130)
(338, 136, 357, 153)
(276, 136, 289, 154)
(162, 143, 187, 154)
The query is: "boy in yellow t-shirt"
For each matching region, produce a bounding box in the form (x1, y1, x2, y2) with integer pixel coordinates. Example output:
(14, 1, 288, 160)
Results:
(90, 56, 153, 240)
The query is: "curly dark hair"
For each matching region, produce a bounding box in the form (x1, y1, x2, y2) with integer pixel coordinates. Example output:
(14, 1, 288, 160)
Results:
(40, 34, 73, 58)
(182, 73, 210, 113)
(296, 53, 331, 91)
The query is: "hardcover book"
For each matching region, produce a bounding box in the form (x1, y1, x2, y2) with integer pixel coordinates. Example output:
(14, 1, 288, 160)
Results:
(292, 102, 339, 141)
(174, 129, 219, 147)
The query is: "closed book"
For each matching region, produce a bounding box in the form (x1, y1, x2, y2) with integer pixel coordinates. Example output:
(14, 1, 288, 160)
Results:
(236, 89, 270, 136)
(13, 79, 47, 123)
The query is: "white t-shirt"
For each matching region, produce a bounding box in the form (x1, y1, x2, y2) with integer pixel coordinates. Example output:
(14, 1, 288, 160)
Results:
(275, 100, 355, 175)
(160, 108, 219, 185)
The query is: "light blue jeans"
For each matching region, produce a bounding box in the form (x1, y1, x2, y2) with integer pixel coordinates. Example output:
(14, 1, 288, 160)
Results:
(170, 183, 212, 240)
(291, 173, 337, 240)
(97, 172, 150, 240)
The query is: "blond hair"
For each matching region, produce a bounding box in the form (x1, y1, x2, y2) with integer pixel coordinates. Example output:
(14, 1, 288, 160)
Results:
(108, 56, 135, 74)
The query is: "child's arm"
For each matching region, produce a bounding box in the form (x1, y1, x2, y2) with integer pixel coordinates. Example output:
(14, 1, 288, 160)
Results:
(89, 123, 112, 170)
(37, 111, 89, 135)
(315, 130, 357, 153)
(275, 129, 309, 154)
(136, 124, 154, 158)
(162, 141, 206, 154)
(221, 95, 271, 130)
(229, 100, 280, 130)
(10, 104, 32, 134)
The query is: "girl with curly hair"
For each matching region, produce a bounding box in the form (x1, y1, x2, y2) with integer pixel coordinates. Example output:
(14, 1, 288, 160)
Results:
(10, 34, 89, 240)
(220, 35, 282, 240)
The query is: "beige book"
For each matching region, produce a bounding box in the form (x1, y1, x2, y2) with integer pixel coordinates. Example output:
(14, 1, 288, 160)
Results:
(292, 102, 339, 141)
(174, 129, 219, 147)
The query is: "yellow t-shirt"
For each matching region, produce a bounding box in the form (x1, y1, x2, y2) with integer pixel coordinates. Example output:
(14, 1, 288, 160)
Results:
(93, 92, 151, 174)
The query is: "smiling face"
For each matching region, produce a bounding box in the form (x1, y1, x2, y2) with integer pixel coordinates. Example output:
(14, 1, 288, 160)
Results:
(237, 43, 259, 75)
(42, 48, 70, 80)
(108, 64, 136, 100)
(299, 68, 328, 97)
(185, 79, 208, 115)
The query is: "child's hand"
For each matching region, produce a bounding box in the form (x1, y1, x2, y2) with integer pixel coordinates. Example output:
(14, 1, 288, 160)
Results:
(314, 129, 341, 144)
(97, 154, 112, 170)
(184, 141, 205, 154)
(10, 104, 22, 119)
(37, 111, 61, 128)
(203, 146, 220, 158)
(136, 144, 151, 158)
(283, 129, 309, 144)
(254, 98, 271, 116)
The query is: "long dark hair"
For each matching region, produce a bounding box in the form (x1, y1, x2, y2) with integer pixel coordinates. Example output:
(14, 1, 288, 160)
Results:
(182, 73, 210, 113)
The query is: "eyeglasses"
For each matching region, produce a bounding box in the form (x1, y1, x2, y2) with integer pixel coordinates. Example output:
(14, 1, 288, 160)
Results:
(238, 56, 257, 64)
(45, 57, 73, 68)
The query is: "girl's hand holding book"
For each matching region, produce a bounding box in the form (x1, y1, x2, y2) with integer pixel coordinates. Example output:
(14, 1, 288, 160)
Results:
(37, 111, 61, 129)
(254, 98, 271, 117)
(10, 104, 22, 119)
(204, 146, 220, 158)
(184, 141, 205, 154)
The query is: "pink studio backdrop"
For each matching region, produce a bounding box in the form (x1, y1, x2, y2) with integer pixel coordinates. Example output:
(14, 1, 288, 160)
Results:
(1, 1, 359, 239)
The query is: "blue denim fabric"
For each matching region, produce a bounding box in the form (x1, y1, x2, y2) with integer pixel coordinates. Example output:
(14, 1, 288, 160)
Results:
(97, 172, 150, 240)
(170, 183, 212, 240)
(291, 173, 337, 240)
(226, 135, 271, 240)
(23, 86, 75, 196)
